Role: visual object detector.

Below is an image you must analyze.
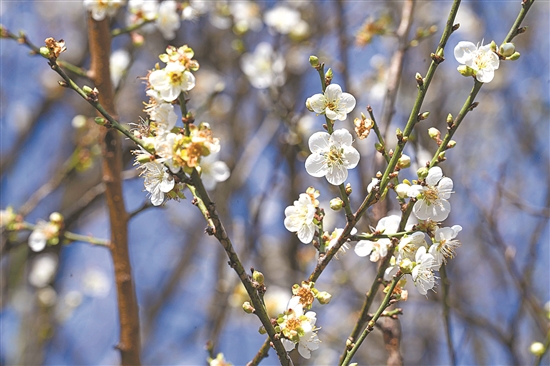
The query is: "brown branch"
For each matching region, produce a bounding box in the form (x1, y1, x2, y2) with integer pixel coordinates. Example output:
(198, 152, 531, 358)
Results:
(87, 15, 141, 365)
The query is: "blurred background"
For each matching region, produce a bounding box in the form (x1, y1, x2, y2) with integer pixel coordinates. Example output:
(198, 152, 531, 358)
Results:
(1, 1, 548, 365)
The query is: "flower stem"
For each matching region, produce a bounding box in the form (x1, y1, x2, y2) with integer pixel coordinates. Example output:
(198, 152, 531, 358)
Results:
(341, 274, 403, 366)
(111, 19, 156, 37)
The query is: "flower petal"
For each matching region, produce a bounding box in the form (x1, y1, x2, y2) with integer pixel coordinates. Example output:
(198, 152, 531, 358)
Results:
(454, 41, 477, 64)
(426, 166, 443, 186)
(355, 240, 374, 257)
(330, 128, 353, 147)
(326, 163, 348, 185)
(324, 84, 343, 101)
(308, 93, 327, 114)
(308, 131, 330, 153)
(305, 154, 328, 178)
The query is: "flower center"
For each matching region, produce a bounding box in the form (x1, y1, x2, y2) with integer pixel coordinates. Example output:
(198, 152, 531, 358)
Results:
(168, 70, 183, 85)
(423, 187, 439, 205)
(326, 100, 338, 111)
(325, 146, 344, 167)
(285, 317, 301, 332)
(474, 52, 491, 69)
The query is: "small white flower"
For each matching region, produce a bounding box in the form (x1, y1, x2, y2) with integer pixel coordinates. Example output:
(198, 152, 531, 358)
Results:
(355, 238, 389, 262)
(279, 297, 320, 359)
(156, 0, 181, 40)
(110, 49, 130, 88)
(28, 220, 59, 252)
(84, 0, 125, 21)
(409, 166, 453, 222)
(200, 152, 230, 190)
(240, 42, 286, 89)
(395, 183, 412, 198)
(229, 1, 262, 33)
(141, 161, 175, 206)
(284, 193, 317, 244)
(307, 84, 356, 121)
(148, 102, 177, 134)
(454, 41, 500, 83)
(397, 231, 427, 261)
(429, 225, 462, 267)
(149, 62, 196, 102)
(305, 128, 360, 185)
(412, 246, 436, 295)
(127, 0, 158, 30)
(327, 227, 357, 255)
(29, 254, 58, 288)
(264, 6, 301, 34)
(367, 177, 379, 193)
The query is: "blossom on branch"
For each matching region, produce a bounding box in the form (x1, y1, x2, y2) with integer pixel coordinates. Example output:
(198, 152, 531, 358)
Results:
(156, 0, 180, 40)
(409, 166, 453, 222)
(306, 84, 356, 121)
(454, 41, 500, 83)
(84, 0, 125, 21)
(429, 225, 462, 267)
(278, 297, 320, 359)
(148, 62, 196, 102)
(240, 42, 286, 89)
(140, 161, 175, 206)
(284, 192, 317, 244)
(305, 128, 360, 185)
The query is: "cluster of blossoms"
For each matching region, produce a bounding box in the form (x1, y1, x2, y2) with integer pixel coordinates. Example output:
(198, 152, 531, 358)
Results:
(275, 281, 330, 359)
(28, 213, 64, 252)
(133, 45, 229, 206)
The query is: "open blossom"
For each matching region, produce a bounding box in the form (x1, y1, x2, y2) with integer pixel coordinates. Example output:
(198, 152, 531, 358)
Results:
(355, 214, 401, 262)
(306, 84, 356, 121)
(84, 0, 125, 21)
(278, 297, 320, 359)
(156, 0, 181, 40)
(409, 166, 453, 222)
(29, 220, 59, 252)
(264, 5, 301, 34)
(140, 161, 175, 206)
(240, 42, 286, 89)
(127, 0, 158, 30)
(305, 128, 360, 185)
(284, 193, 317, 244)
(148, 102, 177, 134)
(412, 246, 437, 295)
(454, 41, 500, 83)
(229, 1, 262, 33)
(149, 62, 195, 102)
(199, 151, 230, 190)
(429, 225, 462, 267)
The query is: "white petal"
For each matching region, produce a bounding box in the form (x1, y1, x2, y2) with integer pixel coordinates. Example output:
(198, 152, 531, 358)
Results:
(426, 166, 443, 186)
(355, 240, 374, 257)
(305, 154, 328, 178)
(281, 338, 296, 352)
(325, 108, 340, 121)
(384, 265, 398, 281)
(308, 131, 330, 153)
(29, 231, 47, 252)
(330, 128, 353, 147)
(210, 161, 230, 183)
(297, 224, 315, 244)
(342, 146, 360, 169)
(326, 163, 348, 185)
(297, 342, 312, 359)
(308, 94, 327, 114)
(437, 177, 454, 199)
(413, 200, 430, 221)
(339, 92, 356, 113)
(324, 84, 343, 101)
(432, 199, 451, 221)
(475, 68, 494, 83)
(454, 41, 477, 64)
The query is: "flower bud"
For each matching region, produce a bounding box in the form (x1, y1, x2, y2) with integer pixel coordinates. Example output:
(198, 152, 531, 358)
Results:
(94, 117, 107, 126)
(415, 72, 423, 87)
(345, 183, 352, 195)
(82, 85, 94, 95)
(309, 55, 319, 68)
(258, 326, 267, 335)
(252, 271, 264, 286)
(305, 97, 314, 112)
(446, 113, 453, 125)
(506, 51, 520, 61)
(417, 167, 429, 180)
(39, 46, 51, 58)
(428, 127, 441, 140)
(457, 65, 475, 77)
(136, 154, 152, 164)
(49, 212, 64, 225)
(447, 140, 457, 149)
(242, 301, 255, 314)
(438, 151, 446, 161)
(395, 183, 411, 199)
(330, 198, 343, 211)
(316, 291, 332, 305)
(499, 43, 515, 57)
(374, 142, 384, 152)
(397, 154, 411, 169)
(418, 111, 430, 121)
(325, 68, 333, 85)
(529, 342, 545, 356)
(490, 40, 497, 52)
(396, 128, 403, 139)
(399, 258, 414, 274)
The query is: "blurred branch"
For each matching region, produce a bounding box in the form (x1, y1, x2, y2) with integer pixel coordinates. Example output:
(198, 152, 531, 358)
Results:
(87, 15, 141, 365)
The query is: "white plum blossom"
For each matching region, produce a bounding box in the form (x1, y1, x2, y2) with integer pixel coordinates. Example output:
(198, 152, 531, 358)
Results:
(412, 246, 437, 295)
(148, 102, 177, 134)
(454, 41, 500, 83)
(149, 62, 196, 102)
(305, 129, 360, 185)
(279, 297, 320, 359)
(409, 166, 453, 222)
(110, 49, 130, 88)
(240, 42, 286, 89)
(264, 6, 301, 34)
(29, 254, 58, 288)
(327, 227, 357, 256)
(140, 161, 175, 206)
(284, 193, 317, 244)
(356, 214, 405, 263)
(28, 220, 59, 252)
(127, 0, 158, 30)
(229, 1, 262, 33)
(156, 0, 181, 40)
(367, 177, 380, 193)
(84, 0, 125, 21)
(199, 152, 230, 190)
(429, 225, 462, 267)
(307, 84, 356, 121)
